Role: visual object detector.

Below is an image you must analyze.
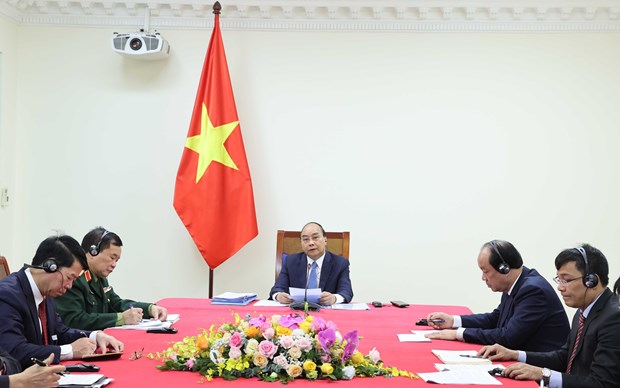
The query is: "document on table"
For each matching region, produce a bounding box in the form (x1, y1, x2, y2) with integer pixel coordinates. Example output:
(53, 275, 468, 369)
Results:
(431, 349, 491, 365)
(397, 333, 431, 342)
(329, 303, 370, 311)
(211, 292, 257, 305)
(253, 299, 288, 307)
(417, 368, 501, 385)
(289, 287, 321, 304)
(434, 364, 505, 373)
(108, 314, 179, 330)
(59, 373, 113, 387)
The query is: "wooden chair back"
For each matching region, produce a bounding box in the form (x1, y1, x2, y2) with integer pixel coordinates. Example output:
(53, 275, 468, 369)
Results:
(275, 230, 350, 280)
(0, 256, 10, 279)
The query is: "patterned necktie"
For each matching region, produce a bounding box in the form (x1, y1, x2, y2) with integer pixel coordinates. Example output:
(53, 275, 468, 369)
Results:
(307, 262, 318, 289)
(566, 313, 585, 373)
(38, 300, 49, 345)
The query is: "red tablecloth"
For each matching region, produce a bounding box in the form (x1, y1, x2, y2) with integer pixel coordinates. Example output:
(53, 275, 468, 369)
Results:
(69, 298, 537, 387)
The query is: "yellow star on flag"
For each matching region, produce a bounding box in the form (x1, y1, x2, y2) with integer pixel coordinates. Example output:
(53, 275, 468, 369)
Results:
(185, 103, 239, 183)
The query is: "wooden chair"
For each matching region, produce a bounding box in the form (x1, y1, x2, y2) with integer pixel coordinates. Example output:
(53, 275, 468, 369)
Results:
(0, 256, 10, 279)
(275, 230, 350, 280)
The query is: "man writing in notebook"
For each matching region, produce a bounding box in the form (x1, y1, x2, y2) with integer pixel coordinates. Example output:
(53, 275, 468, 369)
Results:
(479, 244, 620, 387)
(270, 222, 353, 306)
(55, 227, 167, 330)
(426, 240, 569, 351)
(0, 235, 123, 370)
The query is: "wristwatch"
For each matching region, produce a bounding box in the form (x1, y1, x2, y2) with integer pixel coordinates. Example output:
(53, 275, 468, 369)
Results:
(541, 368, 551, 387)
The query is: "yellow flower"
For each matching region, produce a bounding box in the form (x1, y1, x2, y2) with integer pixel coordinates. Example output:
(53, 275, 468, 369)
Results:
(303, 360, 316, 372)
(320, 363, 334, 375)
(253, 353, 268, 368)
(196, 337, 210, 351)
(350, 351, 364, 365)
(276, 325, 292, 336)
(299, 321, 312, 333)
(287, 364, 303, 377)
(245, 326, 260, 338)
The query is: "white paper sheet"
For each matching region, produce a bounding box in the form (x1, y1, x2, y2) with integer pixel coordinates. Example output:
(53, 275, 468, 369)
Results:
(329, 303, 370, 311)
(417, 369, 501, 385)
(397, 333, 431, 342)
(431, 350, 491, 365)
(289, 287, 321, 304)
(253, 300, 288, 307)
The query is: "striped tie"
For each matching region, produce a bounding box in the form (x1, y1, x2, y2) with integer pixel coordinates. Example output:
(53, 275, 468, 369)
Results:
(566, 313, 585, 373)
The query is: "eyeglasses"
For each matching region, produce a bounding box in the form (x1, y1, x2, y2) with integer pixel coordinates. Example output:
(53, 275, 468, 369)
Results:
(553, 276, 582, 286)
(129, 348, 143, 361)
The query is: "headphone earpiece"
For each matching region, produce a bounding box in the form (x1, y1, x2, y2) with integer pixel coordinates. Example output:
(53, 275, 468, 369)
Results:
(26, 258, 58, 273)
(89, 230, 110, 256)
(575, 247, 598, 289)
(490, 240, 510, 275)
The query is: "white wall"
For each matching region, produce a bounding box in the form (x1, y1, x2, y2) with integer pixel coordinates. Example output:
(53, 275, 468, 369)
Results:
(1, 21, 619, 316)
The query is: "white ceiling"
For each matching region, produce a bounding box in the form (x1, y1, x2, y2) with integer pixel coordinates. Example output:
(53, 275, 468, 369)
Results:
(1, 0, 620, 32)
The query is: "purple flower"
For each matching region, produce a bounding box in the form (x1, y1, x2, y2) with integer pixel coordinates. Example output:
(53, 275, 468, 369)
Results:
(342, 330, 359, 362)
(318, 328, 336, 352)
(311, 317, 327, 332)
(279, 314, 304, 329)
(186, 357, 195, 370)
(249, 316, 266, 327)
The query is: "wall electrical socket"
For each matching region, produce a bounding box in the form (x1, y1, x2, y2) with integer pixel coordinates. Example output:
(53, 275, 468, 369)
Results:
(1, 188, 9, 208)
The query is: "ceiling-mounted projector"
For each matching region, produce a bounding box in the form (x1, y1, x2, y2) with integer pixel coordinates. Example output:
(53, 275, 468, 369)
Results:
(111, 30, 170, 60)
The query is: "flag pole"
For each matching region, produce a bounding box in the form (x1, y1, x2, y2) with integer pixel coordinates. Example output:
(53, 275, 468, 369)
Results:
(207, 0, 220, 300)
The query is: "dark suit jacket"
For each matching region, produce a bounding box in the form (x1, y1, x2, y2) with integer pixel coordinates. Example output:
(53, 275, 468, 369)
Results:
(0, 269, 92, 370)
(461, 267, 570, 351)
(0, 346, 21, 388)
(269, 251, 353, 303)
(526, 288, 620, 388)
(54, 270, 152, 330)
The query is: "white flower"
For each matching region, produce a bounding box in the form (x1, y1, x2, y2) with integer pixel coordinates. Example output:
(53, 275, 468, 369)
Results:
(368, 347, 381, 364)
(245, 339, 259, 355)
(343, 366, 355, 380)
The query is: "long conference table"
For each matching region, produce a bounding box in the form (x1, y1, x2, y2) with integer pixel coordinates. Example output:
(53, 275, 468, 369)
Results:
(69, 298, 538, 387)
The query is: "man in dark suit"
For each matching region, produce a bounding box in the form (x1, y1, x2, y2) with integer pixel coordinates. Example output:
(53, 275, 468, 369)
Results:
(426, 240, 570, 351)
(480, 244, 620, 388)
(0, 235, 123, 370)
(0, 350, 64, 388)
(270, 222, 353, 305)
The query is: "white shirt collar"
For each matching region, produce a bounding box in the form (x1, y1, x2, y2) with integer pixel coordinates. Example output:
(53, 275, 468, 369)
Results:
(307, 252, 326, 268)
(507, 270, 522, 296)
(582, 290, 605, 318)
(25, 267, 45, 307)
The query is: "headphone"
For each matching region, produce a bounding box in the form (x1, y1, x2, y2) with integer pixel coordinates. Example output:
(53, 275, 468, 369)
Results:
(26, 258, 59, 273)
(575, 246, 598, 289)
(89, 230, 110, 256)
(489, 240, 510, 275)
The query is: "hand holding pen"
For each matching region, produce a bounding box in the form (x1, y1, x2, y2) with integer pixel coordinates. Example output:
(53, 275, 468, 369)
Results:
(30, 353, 67, 377)
(426, 312, 454, 329)
(122, 303, 144, 325)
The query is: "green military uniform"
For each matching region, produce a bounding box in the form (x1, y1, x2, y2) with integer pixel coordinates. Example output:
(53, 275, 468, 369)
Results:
(54, 270, 153, 331)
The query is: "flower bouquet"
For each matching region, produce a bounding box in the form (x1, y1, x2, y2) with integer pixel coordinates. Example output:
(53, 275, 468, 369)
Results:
(154, 313, 416, 383)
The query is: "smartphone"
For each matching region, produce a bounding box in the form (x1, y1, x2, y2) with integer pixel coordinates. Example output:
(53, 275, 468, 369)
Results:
(147, 327, 178, 334)
(390, 300, 409, 308)
(65, 364, 100, 372)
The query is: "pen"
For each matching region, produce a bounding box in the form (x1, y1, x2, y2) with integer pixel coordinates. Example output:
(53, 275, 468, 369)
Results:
(460, 354, 484, 358)
(31, 357, 66, 376)
(429, 319, 445, 323)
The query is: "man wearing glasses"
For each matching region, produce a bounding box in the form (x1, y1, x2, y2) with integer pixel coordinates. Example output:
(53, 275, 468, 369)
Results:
(54, 227, 167, 330)
(426, 240, 570, 351)
(270, 222, 353, 306)
(0, 235, 123, 370)
(479, 244, 620, 387)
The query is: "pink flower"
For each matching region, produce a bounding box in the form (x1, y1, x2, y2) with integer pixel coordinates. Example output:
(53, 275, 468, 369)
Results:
(229, 346, 242, 360)
(294, 337, 312, 352)
(258, 340, 278, 358)
(368, 347, 381, 364)
(186, 357, 195, 370)
(279, 335, 294, 349)
(263, 327, 275, 340)
(321, 353, 332, 363)
(273, 355, 288, 368)
(229, 332, 242, 348)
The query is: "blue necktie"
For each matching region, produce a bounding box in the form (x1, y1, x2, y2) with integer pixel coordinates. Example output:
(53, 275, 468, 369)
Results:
(308, 262, 318, 289)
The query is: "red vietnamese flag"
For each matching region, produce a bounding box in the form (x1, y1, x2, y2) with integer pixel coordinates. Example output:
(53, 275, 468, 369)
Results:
(174, 6, 257, 270)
